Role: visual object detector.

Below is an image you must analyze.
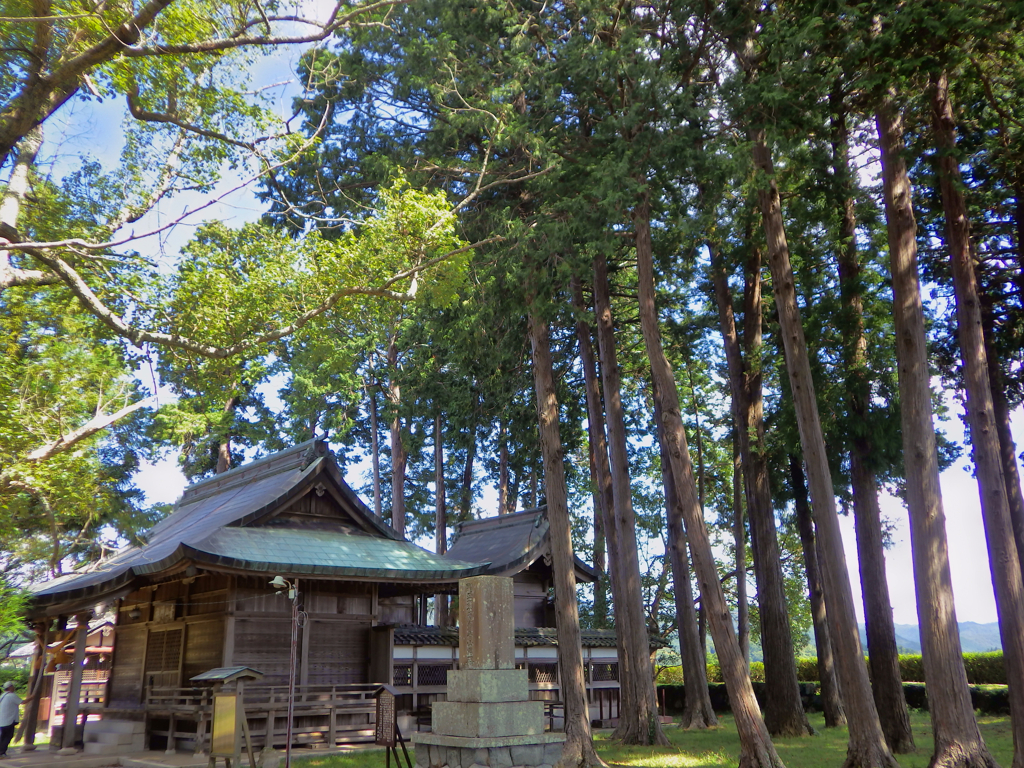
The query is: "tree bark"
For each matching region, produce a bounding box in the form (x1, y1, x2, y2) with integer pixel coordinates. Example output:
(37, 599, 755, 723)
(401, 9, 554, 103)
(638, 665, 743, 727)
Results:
(573, 275, 615, 631)
(734, 438, 750, 664)
(981, 287, 1024, 578)
(790, 456, 846, 728)
(751, 129, 896, 768)
(593, 247, 668, 746)
(435, 412, 449, 627)
(368, 378, 383, 518)
(831, 91, 914, 752)
(460, 416, 477, 519)
(588, 441, 609, 627)
(634, 199, 784, 767)
(387, 338, 406, 537)
(498, 422, 510, 516)
(655, 397, 717, 729)
(876, 93, 995, 768)
(932, 70, 1024, 768)
(527, 309, 604, 768)
(215, 395, 240, 474)
(710, 241, 811, 737)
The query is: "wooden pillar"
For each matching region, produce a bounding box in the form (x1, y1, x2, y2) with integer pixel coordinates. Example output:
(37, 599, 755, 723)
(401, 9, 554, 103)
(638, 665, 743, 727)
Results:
(20, 622, 48, 751)
(60, 612, 91, 752)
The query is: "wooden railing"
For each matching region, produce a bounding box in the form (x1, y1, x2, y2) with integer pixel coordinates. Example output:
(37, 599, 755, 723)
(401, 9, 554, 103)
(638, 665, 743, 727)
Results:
(145, 683, 381, 753)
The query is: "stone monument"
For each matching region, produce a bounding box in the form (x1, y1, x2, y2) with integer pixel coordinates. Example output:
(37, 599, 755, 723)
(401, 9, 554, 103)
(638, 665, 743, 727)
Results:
(413, 576, 564, 768)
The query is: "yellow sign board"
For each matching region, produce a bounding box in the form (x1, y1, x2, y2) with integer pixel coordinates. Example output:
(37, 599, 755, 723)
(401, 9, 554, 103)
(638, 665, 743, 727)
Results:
(211, 693, 239, 757)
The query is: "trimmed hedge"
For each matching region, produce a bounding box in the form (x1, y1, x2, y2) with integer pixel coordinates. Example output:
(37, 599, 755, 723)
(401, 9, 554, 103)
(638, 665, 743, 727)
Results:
(658, 682, 1010, 716)
(656, 651, 1007, 688)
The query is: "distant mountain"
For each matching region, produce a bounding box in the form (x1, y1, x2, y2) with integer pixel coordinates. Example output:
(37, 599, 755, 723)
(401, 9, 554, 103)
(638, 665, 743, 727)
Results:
(856, 622, 1002, 654)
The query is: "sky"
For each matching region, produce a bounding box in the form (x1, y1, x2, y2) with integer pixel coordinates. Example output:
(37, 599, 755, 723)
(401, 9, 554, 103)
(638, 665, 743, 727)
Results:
(26, 14, 1016, 630)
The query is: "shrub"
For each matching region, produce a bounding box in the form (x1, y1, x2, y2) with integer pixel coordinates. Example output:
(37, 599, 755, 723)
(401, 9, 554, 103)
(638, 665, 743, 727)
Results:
(796, 657, 819, 682)
(898, 654, 926, 683)
(767, 652, 1007, 686)
(963, 653, 1006, 685)
(0, 662, 31, 694)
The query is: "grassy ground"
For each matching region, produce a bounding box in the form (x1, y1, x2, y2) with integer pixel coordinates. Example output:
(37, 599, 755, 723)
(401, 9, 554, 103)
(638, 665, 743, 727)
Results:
(296, 712, 1015, 768)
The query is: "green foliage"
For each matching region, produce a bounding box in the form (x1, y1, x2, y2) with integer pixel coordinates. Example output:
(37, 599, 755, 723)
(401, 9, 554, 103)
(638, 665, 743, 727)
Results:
(0, 580, 28, 645)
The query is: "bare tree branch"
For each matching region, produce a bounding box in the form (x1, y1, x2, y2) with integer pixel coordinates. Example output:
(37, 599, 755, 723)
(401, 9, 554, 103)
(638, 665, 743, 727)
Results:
(0, 127, 59, 290)
(25, 397, 155, 463)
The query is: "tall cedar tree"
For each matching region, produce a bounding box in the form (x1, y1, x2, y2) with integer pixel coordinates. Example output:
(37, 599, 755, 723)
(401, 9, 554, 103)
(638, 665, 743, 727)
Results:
(634, 199, 786, 768)
(709, 239, 811, 737)
(572, 276, 620, 635)
(592, 250, 669, 746)
(831, 90, 914, 752)
(932, 70, 1024, 768)
(654, 397, 718, 729)
(527, 307, 604, 768)
(875, 91, 996, 768)
(749, 123, 898, 767)
(788, 457, 845, 727)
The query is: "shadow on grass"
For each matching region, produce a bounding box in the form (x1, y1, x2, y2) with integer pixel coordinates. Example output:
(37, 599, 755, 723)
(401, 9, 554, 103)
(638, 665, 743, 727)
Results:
(298, 712, 1015, 768)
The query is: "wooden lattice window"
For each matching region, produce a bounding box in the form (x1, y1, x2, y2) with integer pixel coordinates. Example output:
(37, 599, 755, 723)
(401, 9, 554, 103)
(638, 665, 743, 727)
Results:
(417, 664, 451, 686)
(529, 663, 558, 684)
(591, 662, 618, 682)
(393, 664, 413, 687)
(144, 628, 183, 688)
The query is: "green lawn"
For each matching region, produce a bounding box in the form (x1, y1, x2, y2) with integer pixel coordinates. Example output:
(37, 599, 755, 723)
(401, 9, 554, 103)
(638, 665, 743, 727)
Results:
(296, 712, 1015, 768)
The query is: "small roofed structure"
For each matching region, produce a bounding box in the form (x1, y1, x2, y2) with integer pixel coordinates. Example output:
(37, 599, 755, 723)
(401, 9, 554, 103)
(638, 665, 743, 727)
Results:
(189, 667, 264, 685)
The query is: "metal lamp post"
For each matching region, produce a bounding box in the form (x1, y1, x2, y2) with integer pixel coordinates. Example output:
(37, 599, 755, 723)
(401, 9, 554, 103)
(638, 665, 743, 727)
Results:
(270, 576, 300, 768)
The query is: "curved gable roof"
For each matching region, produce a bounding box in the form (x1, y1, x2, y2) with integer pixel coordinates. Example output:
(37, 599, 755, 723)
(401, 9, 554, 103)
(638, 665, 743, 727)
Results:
(445, 507, 597, 583)
(29, 440, 485, 615)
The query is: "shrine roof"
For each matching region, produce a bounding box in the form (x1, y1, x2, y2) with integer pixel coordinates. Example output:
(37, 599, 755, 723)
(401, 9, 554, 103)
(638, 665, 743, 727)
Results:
(445, 507, 597, 583)
(28, 439, 485, 615)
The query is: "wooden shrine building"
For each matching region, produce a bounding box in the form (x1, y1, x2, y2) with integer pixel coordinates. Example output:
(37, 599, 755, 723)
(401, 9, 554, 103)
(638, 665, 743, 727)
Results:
(24, 439, 623, 755)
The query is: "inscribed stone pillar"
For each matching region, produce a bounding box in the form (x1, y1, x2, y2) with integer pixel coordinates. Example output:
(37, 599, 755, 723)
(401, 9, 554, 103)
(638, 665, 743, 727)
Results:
(414, 575, 563, 768)
(459, 576, 515, 670)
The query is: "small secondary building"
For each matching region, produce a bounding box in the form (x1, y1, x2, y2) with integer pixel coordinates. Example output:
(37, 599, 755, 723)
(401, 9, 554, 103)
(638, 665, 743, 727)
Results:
(24, 440, 623, 755)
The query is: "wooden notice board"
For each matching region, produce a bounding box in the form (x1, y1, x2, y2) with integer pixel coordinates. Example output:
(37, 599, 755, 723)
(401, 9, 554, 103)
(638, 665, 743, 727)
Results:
(211, 693, 239, 757)
(375, 688, 396, 747)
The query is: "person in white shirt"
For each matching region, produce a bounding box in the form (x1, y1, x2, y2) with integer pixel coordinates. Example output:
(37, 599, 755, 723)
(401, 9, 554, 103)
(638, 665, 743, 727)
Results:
(0, 681, 20, 758)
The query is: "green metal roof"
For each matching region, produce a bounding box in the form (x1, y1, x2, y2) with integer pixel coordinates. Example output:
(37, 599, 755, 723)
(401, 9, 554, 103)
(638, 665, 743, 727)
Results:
(194, 527, 484, 580)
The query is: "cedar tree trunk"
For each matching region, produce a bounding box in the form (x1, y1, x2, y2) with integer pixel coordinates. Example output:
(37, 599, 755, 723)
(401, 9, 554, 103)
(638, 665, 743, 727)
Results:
(528, 309, 604, 768)
(831, 93, 914, 752)
(593, 248, 668, 746)
(498, 423, 510, 515)
(387, 338, 406, 537)
(435, 412, 449, 626)
(751, 129, 897, 768)
(933, 71, 1024, 767)
(368, 380, 383, 517)
(734, 440, 750, 664)
(876, 94, 995, 768)
(790, 456, 846, 728)
(573, 276, 616, 631)
(635, 200, 785, 767)
(710, 241, 811, 737)
(981, 287, 1024, 578)
(655, 397, 718, 729)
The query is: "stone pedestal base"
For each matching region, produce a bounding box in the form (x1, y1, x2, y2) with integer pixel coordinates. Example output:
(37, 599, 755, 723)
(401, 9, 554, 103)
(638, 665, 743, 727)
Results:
(413, 733, 565, 768)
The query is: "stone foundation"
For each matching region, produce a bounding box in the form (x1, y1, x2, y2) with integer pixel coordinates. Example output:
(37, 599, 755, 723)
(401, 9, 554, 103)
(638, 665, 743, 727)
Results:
(412, 577, 564, 768)
(414, 734, 565, 768)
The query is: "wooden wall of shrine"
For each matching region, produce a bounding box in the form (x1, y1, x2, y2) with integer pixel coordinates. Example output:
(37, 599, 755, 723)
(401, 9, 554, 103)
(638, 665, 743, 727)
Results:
(106, 571, 391, 705)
